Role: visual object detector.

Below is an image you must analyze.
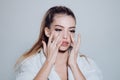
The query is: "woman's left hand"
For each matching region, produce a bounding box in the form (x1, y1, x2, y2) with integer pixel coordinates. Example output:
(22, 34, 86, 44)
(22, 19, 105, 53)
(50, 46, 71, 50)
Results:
(68, 34, 86, 80)
(68, 34, 81, 67)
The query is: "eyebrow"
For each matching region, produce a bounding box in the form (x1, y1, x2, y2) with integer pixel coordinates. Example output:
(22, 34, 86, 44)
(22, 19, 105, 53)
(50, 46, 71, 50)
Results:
(54, 25, 75, 28)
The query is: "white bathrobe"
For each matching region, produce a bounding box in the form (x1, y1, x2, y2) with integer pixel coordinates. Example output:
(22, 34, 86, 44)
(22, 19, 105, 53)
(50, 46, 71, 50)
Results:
(15, 50, 103, 80)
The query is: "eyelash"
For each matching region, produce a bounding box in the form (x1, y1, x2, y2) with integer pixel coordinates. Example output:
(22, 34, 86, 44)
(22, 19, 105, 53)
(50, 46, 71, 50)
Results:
(70, 30, 75, 33)
(55, 29, 75, 33)
(55, 29, 62, 31)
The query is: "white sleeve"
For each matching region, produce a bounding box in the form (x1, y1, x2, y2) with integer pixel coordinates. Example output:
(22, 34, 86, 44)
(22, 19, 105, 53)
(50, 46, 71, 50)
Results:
(85, 57, 103, 80)
(15, 60, 38, 80)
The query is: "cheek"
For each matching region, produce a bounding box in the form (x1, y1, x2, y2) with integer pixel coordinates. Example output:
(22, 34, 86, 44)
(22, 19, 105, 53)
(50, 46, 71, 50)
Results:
(53, 32, 59, 37)
(52, 32, 60, 40)
(69, 31, 75, 36)
(71, 32, 75, 37)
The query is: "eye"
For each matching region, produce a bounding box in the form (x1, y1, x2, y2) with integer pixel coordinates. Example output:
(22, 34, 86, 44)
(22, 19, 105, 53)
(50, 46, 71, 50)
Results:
(55, 28, 62, 32)
(70, 30, 75, 33)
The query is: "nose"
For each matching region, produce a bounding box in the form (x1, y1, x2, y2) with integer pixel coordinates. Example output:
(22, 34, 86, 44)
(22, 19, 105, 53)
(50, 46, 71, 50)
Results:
(63, 30, 69, 39)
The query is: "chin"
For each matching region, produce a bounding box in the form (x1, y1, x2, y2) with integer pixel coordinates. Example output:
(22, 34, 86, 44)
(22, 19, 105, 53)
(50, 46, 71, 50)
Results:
(58, 45, 70, 52)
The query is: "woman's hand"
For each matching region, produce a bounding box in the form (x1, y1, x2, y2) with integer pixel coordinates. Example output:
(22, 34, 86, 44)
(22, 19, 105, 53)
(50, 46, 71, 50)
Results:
(68, 34, 81, 67)
(68, 34, 86, 80)
(42, 31, 63, 65)
(34, 32, 63, 80)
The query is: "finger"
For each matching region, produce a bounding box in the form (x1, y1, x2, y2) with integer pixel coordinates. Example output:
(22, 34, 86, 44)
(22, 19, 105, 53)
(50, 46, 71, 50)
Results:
(42, 40, 47, 56)
(70, 34, 75, 47)
(48, 31, 54, 46)
(53, 32, 63, 45)
(51, 33, 63, 56)
(56, 39, 63, 48)
(70, 34, 75, 44)
(75, 34, 81, 53)
(77, 34, 81, 48)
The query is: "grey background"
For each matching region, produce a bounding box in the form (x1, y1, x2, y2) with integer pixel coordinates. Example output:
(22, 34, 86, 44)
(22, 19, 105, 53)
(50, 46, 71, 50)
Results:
(0, 0, 120, 80)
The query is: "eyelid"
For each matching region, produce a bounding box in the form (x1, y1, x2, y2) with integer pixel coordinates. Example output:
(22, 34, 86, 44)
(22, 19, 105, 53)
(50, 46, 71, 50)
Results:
(55, 28, 62, 31)
(69, 29, 75, 33)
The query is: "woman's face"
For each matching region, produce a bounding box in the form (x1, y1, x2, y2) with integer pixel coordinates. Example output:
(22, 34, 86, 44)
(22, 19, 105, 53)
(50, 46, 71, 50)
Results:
(46, 14, 76, 51)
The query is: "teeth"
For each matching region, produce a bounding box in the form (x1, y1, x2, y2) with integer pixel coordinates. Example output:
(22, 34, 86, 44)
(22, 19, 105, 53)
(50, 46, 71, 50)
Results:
(62, 42, 68, 44)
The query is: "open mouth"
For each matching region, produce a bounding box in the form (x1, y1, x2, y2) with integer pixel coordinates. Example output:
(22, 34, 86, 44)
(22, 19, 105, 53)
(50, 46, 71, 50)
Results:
(61, 41, 69, 46)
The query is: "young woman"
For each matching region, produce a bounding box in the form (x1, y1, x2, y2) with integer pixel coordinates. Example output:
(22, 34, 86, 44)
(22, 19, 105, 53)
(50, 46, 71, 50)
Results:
(15, 6, 103, 80)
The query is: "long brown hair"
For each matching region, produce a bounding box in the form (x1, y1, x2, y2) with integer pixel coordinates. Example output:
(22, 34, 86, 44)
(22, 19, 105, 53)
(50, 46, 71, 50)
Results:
(16, 6, 76, 64)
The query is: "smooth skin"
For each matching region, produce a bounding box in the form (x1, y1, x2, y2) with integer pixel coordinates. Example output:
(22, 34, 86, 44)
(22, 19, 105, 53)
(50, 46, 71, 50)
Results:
(34, 14, 86, 80)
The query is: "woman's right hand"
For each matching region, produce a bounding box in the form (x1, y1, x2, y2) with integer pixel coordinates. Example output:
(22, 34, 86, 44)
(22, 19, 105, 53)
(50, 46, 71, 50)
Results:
(42, 31, 63, 65)
(34, 32, 63, 80)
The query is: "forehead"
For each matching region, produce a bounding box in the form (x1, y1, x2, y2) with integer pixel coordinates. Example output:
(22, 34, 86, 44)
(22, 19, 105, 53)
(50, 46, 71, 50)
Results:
(51, 14, 76, 28)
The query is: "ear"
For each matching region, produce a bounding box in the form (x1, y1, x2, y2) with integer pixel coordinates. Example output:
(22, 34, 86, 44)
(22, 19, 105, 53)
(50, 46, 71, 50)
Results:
(45, 27, 50, 37)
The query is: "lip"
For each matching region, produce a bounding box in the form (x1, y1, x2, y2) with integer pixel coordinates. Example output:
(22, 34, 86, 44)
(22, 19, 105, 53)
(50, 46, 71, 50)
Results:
(61, 41, 69, 46)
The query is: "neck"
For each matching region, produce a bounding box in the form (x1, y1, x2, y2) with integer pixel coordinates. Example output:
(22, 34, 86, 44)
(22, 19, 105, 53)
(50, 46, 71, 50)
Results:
(55, 50, 69, 66)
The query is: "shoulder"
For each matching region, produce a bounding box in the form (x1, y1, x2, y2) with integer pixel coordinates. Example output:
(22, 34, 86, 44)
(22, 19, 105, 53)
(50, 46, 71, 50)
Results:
(22, 53, 40, 65)
(77, 53, 100, 70)
(15, 53, 41, 71)
(77, 53, 103, 80)
(78, 53, 97, 65)
(15, 53, 41, 80)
